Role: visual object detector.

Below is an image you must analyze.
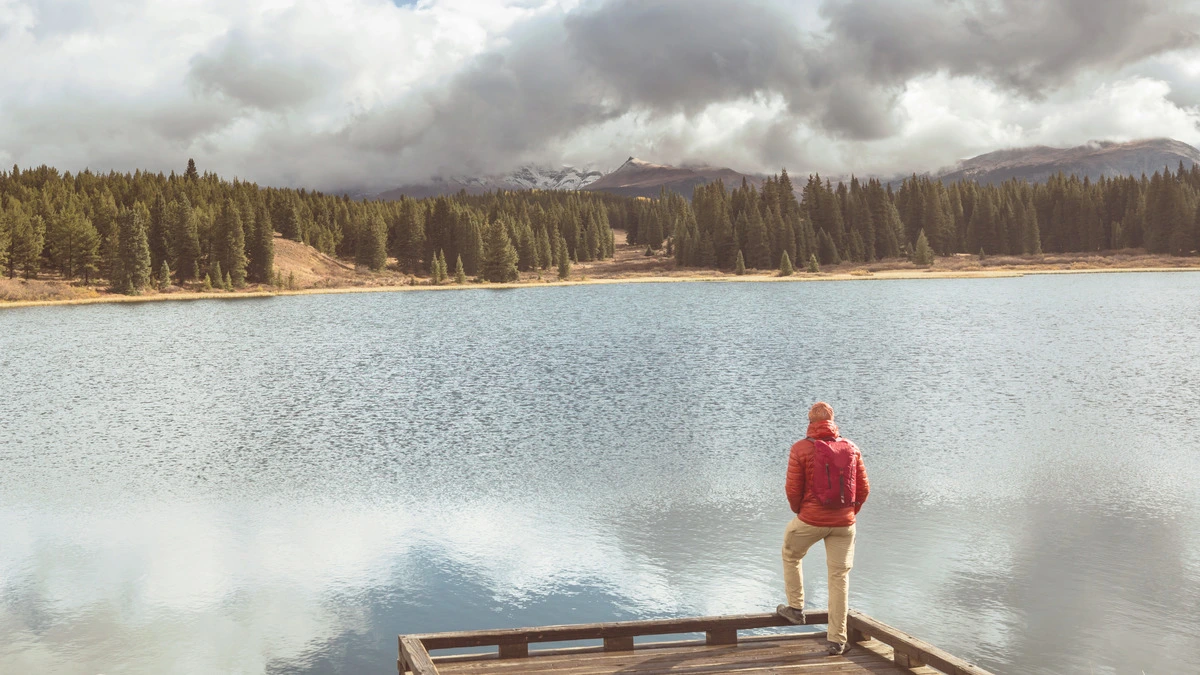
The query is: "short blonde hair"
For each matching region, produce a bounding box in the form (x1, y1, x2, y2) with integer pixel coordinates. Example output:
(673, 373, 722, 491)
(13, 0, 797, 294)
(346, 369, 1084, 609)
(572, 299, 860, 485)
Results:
(808, 402, 834, 422)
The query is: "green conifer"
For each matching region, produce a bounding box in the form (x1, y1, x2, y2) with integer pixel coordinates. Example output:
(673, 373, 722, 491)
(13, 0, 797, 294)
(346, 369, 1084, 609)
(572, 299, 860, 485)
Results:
(556, 235, 571, 280)
(356, 214, 388, 271)
(224, 272, 232, 290)
(172, 197, 202, 282)
(481, 220, 519, 283)
(248, 202, 275, 282)
(116, 207, 151, 293)
(0, 209, 10, 277)
(211, 261, 223, 290)
(455, 254, 466, 284)
(807, 254, 820, 273)
(158, 260, 171, 290)
(734, 250, 746, 275)
(202, 273, 212, 291)
(779, 250, 794, 276)
(817, 229, 840, 266)
(215, 200, 247, 287)
(913, 229, 934, 266)
(9, 210, 44, 280)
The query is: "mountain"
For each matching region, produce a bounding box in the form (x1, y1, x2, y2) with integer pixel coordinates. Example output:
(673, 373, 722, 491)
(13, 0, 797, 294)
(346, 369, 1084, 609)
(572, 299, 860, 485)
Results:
(378, 165, 604, 199)
(935, 138, 1200, 185)
(581, 157, 762, 198)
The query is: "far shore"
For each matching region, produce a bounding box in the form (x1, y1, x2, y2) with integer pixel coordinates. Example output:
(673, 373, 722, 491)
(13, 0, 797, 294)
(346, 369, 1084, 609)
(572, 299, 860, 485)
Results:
(3, 263, 1199, 311)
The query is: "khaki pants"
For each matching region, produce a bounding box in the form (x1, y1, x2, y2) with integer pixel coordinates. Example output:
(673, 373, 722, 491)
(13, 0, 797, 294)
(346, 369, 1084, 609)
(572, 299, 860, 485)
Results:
(781, 518, 856, 644)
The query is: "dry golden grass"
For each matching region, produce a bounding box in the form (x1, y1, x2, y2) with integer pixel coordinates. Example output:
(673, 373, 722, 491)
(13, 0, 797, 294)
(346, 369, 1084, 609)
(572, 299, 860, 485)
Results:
(0, 278, 99, 303)
(4, 234, 1200, 310)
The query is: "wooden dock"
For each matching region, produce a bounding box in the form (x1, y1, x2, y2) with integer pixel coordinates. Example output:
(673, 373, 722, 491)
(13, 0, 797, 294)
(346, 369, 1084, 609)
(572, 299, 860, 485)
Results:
(399, 609, 994, 674)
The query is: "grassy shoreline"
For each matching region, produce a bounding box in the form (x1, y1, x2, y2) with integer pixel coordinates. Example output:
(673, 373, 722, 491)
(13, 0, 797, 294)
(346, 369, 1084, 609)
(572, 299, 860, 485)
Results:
(3, 263, 1199, 311)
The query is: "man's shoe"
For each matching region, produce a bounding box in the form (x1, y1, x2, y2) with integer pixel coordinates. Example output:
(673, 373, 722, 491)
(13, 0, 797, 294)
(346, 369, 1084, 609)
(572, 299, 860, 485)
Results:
(775, 604, 806, 625)
(826, 641, 851, 656)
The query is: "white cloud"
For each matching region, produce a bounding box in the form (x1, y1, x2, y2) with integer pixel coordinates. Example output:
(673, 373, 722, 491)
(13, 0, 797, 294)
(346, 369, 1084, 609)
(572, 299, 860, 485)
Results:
(0, 0, 1198, 189)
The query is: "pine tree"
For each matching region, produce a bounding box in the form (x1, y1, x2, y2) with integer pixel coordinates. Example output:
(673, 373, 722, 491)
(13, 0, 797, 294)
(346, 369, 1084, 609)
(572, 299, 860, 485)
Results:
(535, 225, 552, 270)
(0, 208, 10, 278)
(455, 254, 466, 284)
(202, 273, 212, 291)
(913, 229, 934, 266)
(247, 202, 275, 282)
(47, 204, 95, 280)
(184, 158, 199, 181)
(356, 214, 388, 271)
(115, 207, 151, 293)
(215, 200, 248, 287)
(817, 229, 840, 265)
(807, 254, 820, 273)
(432, 249, 447, 283)
(148, 193, 170, 272)
(281, 204, 302, 242)
(10, 212, 44, 280)
(481, 220, 519, 282)
(158, 260, 171, 290)
(211, 260, 223, 290)
(556, 234, 571, 280)
(77, 218, 100, 284)
(778, 250, 794, 276)
(171, 196, 201, 282)
(224, 271, 233, 290)
(745, 208, 770, 268)
(734, 249, 746, 275)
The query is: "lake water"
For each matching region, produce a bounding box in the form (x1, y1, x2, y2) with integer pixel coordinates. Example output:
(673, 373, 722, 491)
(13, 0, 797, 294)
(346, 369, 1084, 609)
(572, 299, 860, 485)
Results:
(2, 274, 1199, 675)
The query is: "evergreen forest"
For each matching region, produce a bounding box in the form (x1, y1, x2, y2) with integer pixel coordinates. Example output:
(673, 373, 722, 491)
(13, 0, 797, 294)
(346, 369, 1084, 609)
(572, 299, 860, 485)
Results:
(2, 159, 1198, 295)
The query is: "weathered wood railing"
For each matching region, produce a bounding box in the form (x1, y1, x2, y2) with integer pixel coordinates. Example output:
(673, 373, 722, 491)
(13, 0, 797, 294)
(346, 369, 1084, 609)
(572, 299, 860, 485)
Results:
(847, 610, 992, 674)
(398, 610, 829, 674)
(399, 609, 995, 675)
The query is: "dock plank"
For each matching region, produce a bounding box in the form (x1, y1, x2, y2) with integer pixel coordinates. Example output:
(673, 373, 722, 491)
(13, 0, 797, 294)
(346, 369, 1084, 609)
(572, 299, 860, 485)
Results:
(402, 610, 992, 675)
(434, 635, 905, 675)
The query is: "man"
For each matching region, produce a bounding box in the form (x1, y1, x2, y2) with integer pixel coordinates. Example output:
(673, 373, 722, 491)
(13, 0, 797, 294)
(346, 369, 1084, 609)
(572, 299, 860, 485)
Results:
(776, 402, 870, 656)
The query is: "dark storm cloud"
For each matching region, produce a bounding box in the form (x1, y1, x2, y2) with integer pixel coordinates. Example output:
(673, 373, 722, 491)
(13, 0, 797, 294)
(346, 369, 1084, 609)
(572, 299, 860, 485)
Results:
(819, 0, 1200, 95)
(564, 0, 810, 114)
(187, 29, 330, 112)
(333, 0, 1199, 187)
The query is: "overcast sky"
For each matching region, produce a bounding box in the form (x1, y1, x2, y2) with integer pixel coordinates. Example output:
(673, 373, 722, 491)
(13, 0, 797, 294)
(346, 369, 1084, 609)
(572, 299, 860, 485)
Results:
(2, 0, 1200, 191)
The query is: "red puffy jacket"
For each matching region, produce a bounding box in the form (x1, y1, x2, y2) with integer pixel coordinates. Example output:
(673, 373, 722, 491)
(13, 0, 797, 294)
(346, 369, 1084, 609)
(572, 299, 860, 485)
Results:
(786, 434, 869, 528)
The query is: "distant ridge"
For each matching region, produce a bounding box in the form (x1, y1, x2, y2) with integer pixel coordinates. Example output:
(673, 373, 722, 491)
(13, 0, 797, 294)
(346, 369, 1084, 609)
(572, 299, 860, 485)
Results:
(373, 139, 1200, 200)
(935, 138, 1200, 185)
(581, 157, 762, 198)
(378, 165, 603, 199)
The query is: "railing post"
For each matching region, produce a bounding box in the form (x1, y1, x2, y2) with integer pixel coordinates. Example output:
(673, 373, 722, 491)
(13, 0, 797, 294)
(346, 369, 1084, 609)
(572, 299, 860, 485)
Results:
(399, 636, 440, 675)
(705, 628, 738, 646)
(604, 636, 634, 651)
(498, 642, 528, 659)
(894, 648, 925, 668)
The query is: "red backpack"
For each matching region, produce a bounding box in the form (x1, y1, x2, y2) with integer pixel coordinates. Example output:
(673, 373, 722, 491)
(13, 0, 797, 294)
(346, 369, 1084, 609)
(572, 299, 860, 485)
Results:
(806, 437, 860, 507)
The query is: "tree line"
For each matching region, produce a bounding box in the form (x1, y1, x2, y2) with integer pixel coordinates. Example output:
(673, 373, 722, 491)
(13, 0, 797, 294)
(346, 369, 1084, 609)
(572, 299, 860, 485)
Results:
(623, 165, 1200, 271)
(0, 159, 618, 292)
(3, 159, 1198, 293)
